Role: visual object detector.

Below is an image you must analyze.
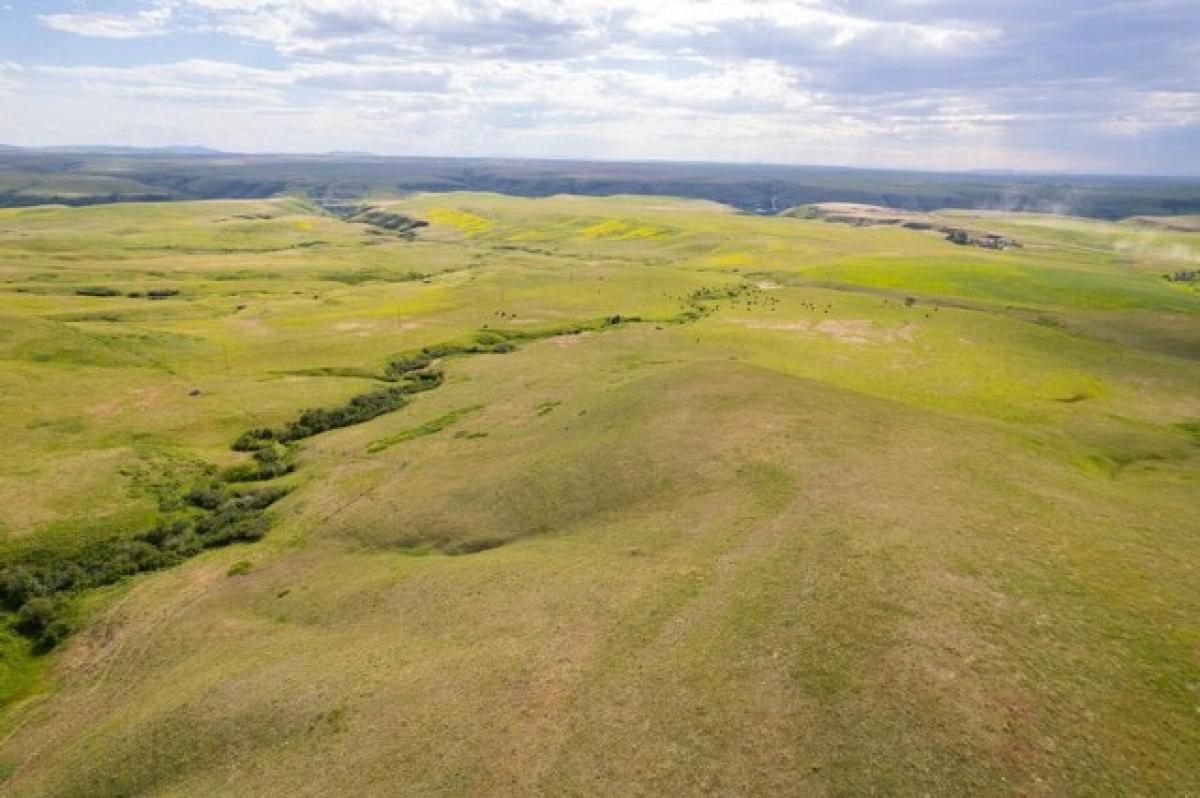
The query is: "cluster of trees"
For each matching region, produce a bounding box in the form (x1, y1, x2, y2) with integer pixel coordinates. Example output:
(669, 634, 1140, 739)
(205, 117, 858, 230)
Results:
(230, 327, 580, 468)
(282, 384, 421, 442)
(0, 486, 286, 650)
(74, 286, 181, 299)
(234, 375, 438, 452)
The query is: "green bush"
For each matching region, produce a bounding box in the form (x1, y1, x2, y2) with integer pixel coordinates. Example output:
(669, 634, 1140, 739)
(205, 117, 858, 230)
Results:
(184, 481, 228, 510)
(474, 330, 507, 346)
(227, 560, 254, 577)
(387, 354, 432, 375)
(75, 286, 122, 297)
(253, 446, 281, 464)
(0, 567, 47, 611)
(37, 618, 73, 650)
(232, 428, 275, 452)
(421, 343, 468, 358)
(15, 597, 56, 636)
(221, 460, 293, 483)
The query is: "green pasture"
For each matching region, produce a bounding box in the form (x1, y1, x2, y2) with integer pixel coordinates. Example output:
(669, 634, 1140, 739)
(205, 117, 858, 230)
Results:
(0, 193, 1196, 794)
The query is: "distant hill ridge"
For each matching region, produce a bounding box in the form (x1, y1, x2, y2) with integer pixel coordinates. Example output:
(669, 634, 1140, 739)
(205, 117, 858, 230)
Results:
(1, 146, 1198, 219)
(783, 203, 1022, 249)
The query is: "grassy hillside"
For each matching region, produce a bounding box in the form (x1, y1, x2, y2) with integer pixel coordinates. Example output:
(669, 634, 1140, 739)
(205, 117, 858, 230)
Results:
(0, 194, 1197, 794)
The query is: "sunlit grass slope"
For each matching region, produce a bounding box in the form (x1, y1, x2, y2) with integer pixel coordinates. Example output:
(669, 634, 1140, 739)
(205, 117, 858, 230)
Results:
(0, 193, 1197, 794)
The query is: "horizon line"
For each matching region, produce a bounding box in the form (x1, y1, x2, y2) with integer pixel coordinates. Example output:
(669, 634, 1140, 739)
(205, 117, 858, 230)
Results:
(3, 143, 1198, 182)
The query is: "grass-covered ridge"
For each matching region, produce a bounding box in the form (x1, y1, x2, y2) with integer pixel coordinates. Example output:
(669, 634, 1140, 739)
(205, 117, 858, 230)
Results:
(0, 196, 727, 633)
(0, 193, 1197, 794)
(0, 301, 708, 656)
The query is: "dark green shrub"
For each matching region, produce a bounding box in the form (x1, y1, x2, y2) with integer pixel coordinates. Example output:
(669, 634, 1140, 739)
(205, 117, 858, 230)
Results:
(75, 286, 121, 297)
(137, 518, 191, 548)
(252, 447, 281, 464)
(185, 484, 226, 510)
(198, 509, 269, 545)
(401, 369, 443, 390)
(0, 567, 47, 611)
(15, 597, 57, 636)
(387, 354, 432, 375)
(38, 618, 74, 650)
(221, 460, 293, 483)
(44, 563, 87, 592)
(238, 487, 289, 509)
(232, 428, 275, 451)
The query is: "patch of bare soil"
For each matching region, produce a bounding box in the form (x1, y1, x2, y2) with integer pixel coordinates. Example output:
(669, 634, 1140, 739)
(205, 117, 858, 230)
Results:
(728, 317, 921, 345)
(552, 331, 592, 346)
(814, 319, 873, 343)
(733, 319, 811, 332)
(332, 320, 377, 333)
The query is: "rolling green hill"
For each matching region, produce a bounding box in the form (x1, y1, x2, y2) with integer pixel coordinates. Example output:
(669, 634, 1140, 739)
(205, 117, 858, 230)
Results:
(0, 193, 1197, 794)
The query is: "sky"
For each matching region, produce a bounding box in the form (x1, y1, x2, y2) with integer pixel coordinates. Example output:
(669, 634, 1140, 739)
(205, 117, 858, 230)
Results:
(0, 0, 1197, 174)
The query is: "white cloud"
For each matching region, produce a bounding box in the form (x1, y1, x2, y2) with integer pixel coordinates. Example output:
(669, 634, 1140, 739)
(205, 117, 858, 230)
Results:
(11, 0, 1200, 172)
(36, 58, 454, 101)
(39, 3, 175, 38)
(35, 0, 995, 60)
(625, 0, 994, 54)
(1103, 91, 1200, 136)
